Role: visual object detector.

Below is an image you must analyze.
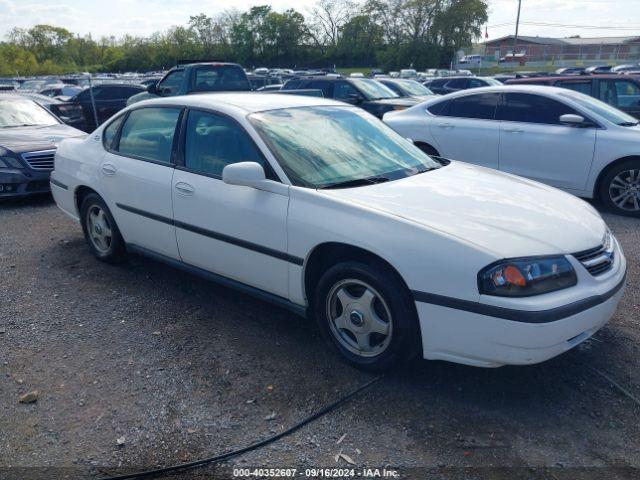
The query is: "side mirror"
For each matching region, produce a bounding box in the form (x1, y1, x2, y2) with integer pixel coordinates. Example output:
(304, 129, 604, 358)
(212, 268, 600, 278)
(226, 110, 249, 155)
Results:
(147, 83, 157, 95)
(347, 93, 362, 104)
(222, 162, 266, 188)
(559, 113, 586, 126)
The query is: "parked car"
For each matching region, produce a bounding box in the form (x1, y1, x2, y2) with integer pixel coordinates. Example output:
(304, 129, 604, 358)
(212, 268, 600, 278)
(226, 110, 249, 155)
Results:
(400, 69, 418, 79)
(17, 92, 86, 131)
(585, 65, 612, 74)
(458, 55, 482, 67)
(505, 74, 640, 118)
(50, 93, 626, 370)
(282, 76, 419, 117)
(611, 64, 640, 73)
(384, 85, 640, 216)
(555, 67, 585, 75)
(0, 95, 85, 198)
(423, 76, 502, 95)
(127, 62, 252, 106)
(377, 78, 437, 101)
(69, 84, 146, 132)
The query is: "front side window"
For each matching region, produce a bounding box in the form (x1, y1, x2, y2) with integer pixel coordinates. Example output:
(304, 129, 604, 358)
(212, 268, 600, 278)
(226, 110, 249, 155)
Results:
(440, 93, 499, 120)
(0, 98, 59, 128)
(117, 108, 181, 163)
(445, 78, 468, 89)
(157, 70, 185, 96)
(334, 82, 361, 101)
(497, 93, 578, 125)
(249, 106, 441, 189)
(184, 110, 265, 177)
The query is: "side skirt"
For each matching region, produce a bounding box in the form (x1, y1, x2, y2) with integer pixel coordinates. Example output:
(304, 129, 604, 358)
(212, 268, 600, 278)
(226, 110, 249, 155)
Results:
(126, 244, 308, 319)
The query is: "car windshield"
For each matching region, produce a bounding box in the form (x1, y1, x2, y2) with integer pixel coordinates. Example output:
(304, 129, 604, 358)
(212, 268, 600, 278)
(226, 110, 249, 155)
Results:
(350, 79, 398, 100)
(482, 77, 503, 86)
(559, 91, 639, 126)
(249, 106, 441, 189)
(0, 98, 59, 127)
(396, 80, 434, 96)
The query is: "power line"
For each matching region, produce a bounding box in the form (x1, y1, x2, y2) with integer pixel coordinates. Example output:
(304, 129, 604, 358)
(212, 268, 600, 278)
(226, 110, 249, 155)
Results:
(488, 21, 640, 30)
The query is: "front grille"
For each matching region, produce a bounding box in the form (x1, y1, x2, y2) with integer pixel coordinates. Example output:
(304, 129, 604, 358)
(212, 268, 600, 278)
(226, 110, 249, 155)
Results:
(573, 241, 614, 277)
(21, 149, 56, 171)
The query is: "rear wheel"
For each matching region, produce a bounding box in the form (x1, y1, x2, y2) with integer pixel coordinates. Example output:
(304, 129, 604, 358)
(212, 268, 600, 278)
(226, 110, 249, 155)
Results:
(80, 193, 127, 263)
(313, 261, 420, 372)
(599, 160, 640, 217)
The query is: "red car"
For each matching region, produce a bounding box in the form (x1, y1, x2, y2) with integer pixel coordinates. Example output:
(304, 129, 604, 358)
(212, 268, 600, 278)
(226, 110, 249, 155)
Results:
(506, 74, 640, 118)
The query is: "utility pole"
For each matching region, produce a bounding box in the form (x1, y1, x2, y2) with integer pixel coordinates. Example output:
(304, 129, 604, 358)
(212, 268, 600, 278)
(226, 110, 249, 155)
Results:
(512, 0, 522, 62)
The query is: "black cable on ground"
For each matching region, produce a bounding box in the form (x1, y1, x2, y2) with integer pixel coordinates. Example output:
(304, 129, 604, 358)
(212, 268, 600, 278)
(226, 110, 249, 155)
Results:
(101, 375, 384, 480)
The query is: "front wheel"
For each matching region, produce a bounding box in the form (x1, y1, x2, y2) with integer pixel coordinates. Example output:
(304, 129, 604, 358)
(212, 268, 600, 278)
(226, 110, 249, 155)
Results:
(313, 261, 420, 372)
(599, 160, 640, 217)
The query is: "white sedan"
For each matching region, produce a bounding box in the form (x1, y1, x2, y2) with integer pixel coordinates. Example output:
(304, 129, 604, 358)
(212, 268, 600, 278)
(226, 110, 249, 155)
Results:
(383, 85, 640, 217)
(50, 94, 626, 370)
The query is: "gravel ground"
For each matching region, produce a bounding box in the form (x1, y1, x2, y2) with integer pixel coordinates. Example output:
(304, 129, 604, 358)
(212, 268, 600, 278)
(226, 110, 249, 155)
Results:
(1, 195, 639, 480)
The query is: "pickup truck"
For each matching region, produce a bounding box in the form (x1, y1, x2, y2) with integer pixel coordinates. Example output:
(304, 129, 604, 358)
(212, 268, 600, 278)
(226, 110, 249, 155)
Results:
(127, 62, 253, 105)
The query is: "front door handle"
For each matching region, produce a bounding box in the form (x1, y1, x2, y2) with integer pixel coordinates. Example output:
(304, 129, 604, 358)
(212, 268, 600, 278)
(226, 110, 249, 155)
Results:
(174, 182, 195, 196)
(101, 163, 117, 176)
(504, 127, 524, 133)
(437, 123, 454, 129)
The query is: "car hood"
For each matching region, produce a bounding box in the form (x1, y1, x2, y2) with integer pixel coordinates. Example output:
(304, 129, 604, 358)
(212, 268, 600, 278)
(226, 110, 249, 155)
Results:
(0, 123, 86, 153)
(321, 162, 606, 258)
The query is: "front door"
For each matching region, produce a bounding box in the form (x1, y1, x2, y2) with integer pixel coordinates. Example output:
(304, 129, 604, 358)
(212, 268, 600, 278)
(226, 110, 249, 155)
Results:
(172, 109, 290, 298)
(496, 92, 596, 192)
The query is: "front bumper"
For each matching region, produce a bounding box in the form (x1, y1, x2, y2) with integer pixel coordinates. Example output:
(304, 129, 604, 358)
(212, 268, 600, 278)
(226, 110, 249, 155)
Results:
(414, 240, 627, 368)
(0, 169, 51, 198)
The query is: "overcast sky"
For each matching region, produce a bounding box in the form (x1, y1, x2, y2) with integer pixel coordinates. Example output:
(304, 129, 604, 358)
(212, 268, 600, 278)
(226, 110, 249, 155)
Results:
(0, 0, 638, 41)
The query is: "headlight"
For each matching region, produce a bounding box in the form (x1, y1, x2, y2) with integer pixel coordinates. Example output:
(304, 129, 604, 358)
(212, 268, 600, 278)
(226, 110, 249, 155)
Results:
(0, 156, 24, 169)
(478, 256, 577, 297)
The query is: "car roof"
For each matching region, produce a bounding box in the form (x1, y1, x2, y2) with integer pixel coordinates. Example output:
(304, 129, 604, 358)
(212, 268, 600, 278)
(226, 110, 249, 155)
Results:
(135, 92, 346, 113)
(422, 84, 583, 99)
(508, 74, 639, 83)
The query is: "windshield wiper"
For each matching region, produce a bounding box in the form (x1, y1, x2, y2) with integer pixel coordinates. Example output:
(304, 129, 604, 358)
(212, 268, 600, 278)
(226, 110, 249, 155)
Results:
(618, 121, 639, 127)
(320, 176, 390, 189)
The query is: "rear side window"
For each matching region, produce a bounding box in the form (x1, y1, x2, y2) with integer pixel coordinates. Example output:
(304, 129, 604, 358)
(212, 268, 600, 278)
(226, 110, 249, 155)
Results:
(426, 100, 449, 115)
(192, 65, 251, 92)
(441, 93, 499, 120)
(556, 80, 592, 96)
(103, 115, 124, 150)
(497, 93, 578, 125)
(117, 108, 181, 163)
(184, 110, 265, 178)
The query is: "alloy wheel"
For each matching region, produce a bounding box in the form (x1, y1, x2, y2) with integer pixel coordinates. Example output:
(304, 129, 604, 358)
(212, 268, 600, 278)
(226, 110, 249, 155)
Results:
(609, 169, 640, 212)
(86, 205, 113, 253)
(326, 279, 393, 358)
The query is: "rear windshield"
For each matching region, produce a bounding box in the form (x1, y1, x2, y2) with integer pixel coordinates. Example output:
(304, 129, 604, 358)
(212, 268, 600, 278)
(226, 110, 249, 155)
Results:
(192, 65, 251, 92)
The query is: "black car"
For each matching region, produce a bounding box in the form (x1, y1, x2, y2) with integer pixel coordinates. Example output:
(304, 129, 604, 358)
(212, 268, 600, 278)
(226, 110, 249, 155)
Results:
(585, 65, 612, 74)
(0, 95, 85, 198)
(69, 83, 146, 132)
(377, 78, 437, 101)
(422, 76, 502, 95)
(17, 93, 86, 131)
(282, 76, 418, 118)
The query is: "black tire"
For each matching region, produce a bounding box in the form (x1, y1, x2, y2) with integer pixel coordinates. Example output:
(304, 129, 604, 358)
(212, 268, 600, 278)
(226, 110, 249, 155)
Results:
(313, 261, 421, 372)
(80, 193, 127, 263)
(599, 159, 640, 217)
(415, 143, 439, 157)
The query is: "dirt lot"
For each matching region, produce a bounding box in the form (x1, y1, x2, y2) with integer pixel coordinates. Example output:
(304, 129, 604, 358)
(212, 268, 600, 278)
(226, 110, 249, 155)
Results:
(1, 195, 639, 480)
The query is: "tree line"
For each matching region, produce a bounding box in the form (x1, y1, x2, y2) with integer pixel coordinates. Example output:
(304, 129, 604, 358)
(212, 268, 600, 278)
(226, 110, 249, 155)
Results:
(0, 0, 487, 77)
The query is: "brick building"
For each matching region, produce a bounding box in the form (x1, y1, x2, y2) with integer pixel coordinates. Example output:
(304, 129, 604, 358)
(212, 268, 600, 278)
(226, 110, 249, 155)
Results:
(483, 35, 640, 62)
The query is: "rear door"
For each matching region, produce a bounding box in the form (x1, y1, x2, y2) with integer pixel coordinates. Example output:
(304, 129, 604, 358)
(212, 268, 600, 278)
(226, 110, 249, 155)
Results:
(427, 92, 500, 169)
(496, 92, 596, 191)
(100, 106, 182, 259)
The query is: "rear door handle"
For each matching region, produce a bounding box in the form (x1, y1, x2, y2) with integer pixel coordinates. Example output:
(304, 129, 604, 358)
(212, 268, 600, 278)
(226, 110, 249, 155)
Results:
(174, 182, 195, 196)
(101, 163, 117, 176)
(437, 123, 454, 129)
(504, 127, 524, 133)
